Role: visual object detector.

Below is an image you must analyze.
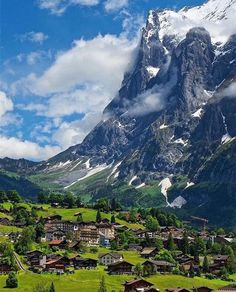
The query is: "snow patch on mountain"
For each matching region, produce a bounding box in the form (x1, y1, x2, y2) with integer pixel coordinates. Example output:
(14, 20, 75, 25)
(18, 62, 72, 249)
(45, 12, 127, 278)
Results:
(192, 108, 203, 118)
(185, 182, 195, 189)
(64, 164, 111, 189)
(129, 175, 138, 186)
(158, 177, 172, 206)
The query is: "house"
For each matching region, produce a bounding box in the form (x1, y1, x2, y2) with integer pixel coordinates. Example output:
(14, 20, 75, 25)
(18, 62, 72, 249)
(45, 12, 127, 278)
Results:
(107, 261, 134, 275)
(212, 255, 229, 269)
(44, 256, 70, 273)
(142, 260, 175, 274)
(124, 279, 157, 292)
(0, 218, 11, 226)
(72, 257, 97, 269)
(96, 222, 115, 239)
(135, 229, 159, 239)
(45, 214, 62, 222)
(67, 241, 81, 251)
(128, 244, 143, 251)
(26, 250, 46, 268)
(48, 239, 67, 249)
(165, 289, 190, 292)
(193, 287, 213, 292)
(218, 285, 236, 292)
(0, 263, 14, 274)
(176, 254, 195, 271)
(99, 253, 123, 265)
(214, 236, 233, 245)
(140, 247, 158, 258)
(42, 228, 66, 242)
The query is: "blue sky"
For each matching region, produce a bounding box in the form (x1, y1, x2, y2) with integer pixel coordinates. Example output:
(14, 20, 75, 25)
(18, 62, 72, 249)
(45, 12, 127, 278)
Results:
(0, 0, 205, 161)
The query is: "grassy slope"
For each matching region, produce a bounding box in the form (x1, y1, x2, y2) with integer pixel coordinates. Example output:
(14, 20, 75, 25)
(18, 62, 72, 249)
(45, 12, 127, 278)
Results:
(37, 205, 144, 229)
(0, 270, 229, 292)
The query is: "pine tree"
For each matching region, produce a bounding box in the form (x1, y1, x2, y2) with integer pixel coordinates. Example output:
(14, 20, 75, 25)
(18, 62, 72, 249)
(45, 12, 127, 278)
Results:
(167, 233, 176, 251)
(111, 215, 116, 224)
(6, 272, 18, 288)
(50, 282, 55, 292)
(98, 276, 107, 292)
(96, 210, 102, 223)
(181, 231, 189, 255)
(202, 256, 209, 273)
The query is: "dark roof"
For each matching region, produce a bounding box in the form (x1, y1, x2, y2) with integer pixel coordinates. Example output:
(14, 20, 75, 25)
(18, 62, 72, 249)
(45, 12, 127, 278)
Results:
(143, 260, 175, 267)
(99, 253, 123, 259)
(141, 247, 157, 255)
(124, 278, 153, 286)
(213, 255, 229, 260)
(218, 285, 236, 291)
(108, 260, 134, 267)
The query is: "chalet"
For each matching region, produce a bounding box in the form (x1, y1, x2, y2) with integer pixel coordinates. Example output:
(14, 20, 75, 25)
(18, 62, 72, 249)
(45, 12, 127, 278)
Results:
(72, 257, 97, 269)
(26, 250, 46, 268)
(124, 279, 157, 292)
(214, 236, 233, 245)
(0, 218, 11, 226)
(45, 214, 62, 222)
(140, 247, 158, 258)
(165, 289, 190, 292)
(193, 287, 213, 292)
(48, 239, 67, 249)
(176, 254, 195, 271)
(0, 263, 14, 274)
(45, 256, 70, 273)
(98, 253, 123, 265)
(128, 244, 143, 251)
(142, 260, 175, 274)
(67, 241, 80, 251)
(42, 228, 66, 242)
(218, 285, 236, 292)
(107, 260, 134, 275)
(213, 255, 229, 266)
(135, 229, 159, 239)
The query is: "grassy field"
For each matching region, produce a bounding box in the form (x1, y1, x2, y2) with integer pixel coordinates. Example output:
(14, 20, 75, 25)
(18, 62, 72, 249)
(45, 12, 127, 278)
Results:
(0, 269, 229, 292)
(37, 206, 144, 229)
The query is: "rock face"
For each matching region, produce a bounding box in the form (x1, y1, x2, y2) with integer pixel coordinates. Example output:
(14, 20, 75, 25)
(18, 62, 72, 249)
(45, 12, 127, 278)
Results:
(2, 0, 236, 225)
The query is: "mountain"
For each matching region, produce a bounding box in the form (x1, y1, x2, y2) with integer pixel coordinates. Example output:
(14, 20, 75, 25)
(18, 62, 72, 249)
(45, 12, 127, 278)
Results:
(1, 0, 236, 226)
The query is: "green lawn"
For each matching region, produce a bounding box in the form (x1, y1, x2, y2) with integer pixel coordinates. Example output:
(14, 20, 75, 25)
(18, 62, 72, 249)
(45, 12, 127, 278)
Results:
(37, 206, 144, 229)
(0, 270, 229, 292)
(0, 225, 22, 233)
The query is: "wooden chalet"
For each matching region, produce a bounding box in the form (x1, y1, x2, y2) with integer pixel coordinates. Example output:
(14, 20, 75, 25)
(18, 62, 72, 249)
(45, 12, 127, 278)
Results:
(209, 255, 229, 273)
(45, 256, 70, 273)
(98, 253, 123, 265)
(48, 239, 67, 249)
(0, 218, 11, 226)
(71, 257, 97, 269)
(165, 289, 190, 292)
(26, 250, 46, 268)
(142, 260, 175, 274)
(193, 287, 213, 292)
(0, 263, 14, 274)
(140, 247, 158, 258)
(218, 285, 236, 292)
(107, 260, 134, 275)
(124, 279, 158, 292)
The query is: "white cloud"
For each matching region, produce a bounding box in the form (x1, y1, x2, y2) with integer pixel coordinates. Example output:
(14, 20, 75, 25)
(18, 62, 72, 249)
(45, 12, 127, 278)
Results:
(222, 82, 236, 98)
(38, 0, 99, 15)
(0, 91, 14, 119)
(53, 112, 101, 148)
(29, 34, 136, 96)
(19, 31, 48, 44)
(104, 0, 128, 12)
(0, 136, 61, 161)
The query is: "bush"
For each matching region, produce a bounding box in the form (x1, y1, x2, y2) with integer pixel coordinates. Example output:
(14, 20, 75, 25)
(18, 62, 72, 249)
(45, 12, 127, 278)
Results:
(6, 272, 18, 288)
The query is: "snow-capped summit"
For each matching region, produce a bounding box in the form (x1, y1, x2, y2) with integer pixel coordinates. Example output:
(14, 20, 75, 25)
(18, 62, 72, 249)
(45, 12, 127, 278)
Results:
(157, 0, 236, 44)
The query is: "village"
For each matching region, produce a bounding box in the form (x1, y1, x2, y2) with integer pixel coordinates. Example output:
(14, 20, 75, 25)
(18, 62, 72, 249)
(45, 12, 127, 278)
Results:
(0, 191, 235, 291)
